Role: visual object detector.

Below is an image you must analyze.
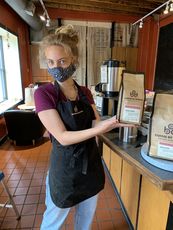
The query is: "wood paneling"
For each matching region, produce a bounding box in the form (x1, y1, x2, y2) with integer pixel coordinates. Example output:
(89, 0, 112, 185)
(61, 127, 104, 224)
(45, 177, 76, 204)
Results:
(126, 47, 138, 71)
(138, 177, 170, 230)
(110, 150, 122, 193)
(30, 44, 52, 83)
(120, 160, 141, 228)
(112, 47, 138, 72)
(112, 47, 126, 63)
(102, 143, 111, 170)
(34, 0, 166, 16)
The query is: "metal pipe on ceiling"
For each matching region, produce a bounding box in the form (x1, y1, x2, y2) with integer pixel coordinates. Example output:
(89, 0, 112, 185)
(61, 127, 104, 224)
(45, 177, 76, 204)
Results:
(4, 0, 43, 31)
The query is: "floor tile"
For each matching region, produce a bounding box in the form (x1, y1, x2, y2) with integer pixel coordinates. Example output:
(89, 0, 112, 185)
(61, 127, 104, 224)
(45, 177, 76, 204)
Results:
(0, 139, 130, 229)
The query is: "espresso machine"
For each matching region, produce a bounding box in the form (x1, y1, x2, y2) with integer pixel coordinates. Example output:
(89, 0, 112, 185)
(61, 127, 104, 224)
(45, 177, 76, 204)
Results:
(95, 59, 125, 116)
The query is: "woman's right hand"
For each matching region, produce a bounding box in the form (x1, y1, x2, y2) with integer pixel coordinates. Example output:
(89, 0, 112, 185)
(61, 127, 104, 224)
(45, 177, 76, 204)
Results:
(93, 115, 136, 134)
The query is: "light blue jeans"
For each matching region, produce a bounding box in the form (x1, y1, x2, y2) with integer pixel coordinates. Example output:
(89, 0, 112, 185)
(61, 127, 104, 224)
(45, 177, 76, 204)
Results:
(40, 175, 98, 230)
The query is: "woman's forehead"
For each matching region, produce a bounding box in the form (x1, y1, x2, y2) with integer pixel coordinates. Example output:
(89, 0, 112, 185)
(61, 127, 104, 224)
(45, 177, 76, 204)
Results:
(45, 45, 70, 58)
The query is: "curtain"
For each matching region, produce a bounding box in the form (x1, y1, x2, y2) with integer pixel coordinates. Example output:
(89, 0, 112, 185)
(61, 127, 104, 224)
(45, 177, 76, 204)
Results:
(114, 23, 138, 47)
(62, 20, 111, 88)
(87, 22, 111, 88)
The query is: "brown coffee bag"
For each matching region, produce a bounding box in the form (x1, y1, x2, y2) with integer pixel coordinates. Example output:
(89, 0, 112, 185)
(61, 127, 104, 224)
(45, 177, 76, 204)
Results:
(117, 71, 145, 125)
(148, 92, 173, 160)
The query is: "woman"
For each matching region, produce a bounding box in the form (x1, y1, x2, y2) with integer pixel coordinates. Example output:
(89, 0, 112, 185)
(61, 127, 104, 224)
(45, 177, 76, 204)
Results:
(34, 24, 131, 230)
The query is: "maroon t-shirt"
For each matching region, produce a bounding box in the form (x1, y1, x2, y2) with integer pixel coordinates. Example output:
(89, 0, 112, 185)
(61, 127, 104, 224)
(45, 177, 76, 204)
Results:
(34, 83, 95, 113)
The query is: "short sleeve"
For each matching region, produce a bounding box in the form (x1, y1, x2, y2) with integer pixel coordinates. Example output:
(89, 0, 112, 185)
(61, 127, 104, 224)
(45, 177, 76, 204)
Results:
(34, 84, 57, 113)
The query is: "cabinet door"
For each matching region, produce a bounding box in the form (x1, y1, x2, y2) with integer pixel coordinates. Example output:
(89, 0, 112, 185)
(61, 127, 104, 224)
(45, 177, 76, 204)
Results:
(138, 177, 170, 230)
(110, 150, 122, 193)
(120, 160, 141, 228)
(102, 143, 111, 171)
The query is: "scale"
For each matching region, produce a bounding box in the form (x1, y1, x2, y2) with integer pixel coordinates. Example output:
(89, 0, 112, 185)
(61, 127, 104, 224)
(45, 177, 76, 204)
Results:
(141, 143, 173, 172)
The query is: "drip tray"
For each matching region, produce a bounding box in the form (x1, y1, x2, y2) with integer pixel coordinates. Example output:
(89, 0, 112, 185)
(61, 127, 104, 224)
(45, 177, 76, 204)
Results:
(141, 143, 173, 172)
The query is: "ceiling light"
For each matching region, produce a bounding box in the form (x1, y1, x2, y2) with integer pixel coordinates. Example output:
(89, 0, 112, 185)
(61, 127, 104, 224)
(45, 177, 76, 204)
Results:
(163, 3, 169, 14)
(139, 21, 143, 28)
(40, 12, 46, 21)
(132, 0, 173, 29)
(39, 0, 51, 27)
(170, 3, 173, 11)
(46, 19, 50, 27)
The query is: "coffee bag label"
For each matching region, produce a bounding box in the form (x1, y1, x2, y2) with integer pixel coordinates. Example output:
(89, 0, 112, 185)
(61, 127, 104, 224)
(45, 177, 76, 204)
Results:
(123, 104, 140, 122)
(158, 142, 173, 158)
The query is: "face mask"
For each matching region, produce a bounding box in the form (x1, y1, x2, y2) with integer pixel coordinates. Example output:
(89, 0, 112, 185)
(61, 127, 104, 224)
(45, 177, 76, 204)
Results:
(47, 64, 76, 82)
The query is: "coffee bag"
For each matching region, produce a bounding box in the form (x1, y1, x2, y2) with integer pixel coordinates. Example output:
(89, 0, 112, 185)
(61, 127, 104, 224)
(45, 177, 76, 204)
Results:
(117, 71, 145, 125)
(148, 92, 173, 160)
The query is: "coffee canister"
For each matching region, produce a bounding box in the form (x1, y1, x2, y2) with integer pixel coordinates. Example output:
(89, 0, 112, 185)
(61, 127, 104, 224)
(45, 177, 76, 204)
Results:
(119, 127, 138, 143)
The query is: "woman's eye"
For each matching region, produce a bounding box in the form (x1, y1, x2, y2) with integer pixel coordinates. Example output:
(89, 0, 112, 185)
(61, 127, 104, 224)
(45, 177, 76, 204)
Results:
(47, 60, 54, 66)
(60, 59, 66, 65)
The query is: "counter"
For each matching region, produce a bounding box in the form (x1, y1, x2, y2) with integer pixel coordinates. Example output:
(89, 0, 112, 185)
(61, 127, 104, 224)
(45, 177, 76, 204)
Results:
(99, 132, 173, 230)
(99, 132, 173, 190)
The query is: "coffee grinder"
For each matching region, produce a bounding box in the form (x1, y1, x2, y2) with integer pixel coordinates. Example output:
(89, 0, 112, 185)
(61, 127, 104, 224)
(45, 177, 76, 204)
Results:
(95, 59, 125, 116)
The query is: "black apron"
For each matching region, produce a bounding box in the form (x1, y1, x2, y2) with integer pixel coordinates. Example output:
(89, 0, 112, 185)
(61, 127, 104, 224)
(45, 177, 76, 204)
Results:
(49, 81, 105, 208)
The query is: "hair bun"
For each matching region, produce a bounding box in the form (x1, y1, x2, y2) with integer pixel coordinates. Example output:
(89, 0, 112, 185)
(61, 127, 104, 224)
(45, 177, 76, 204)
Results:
(55, 24, 78, 44)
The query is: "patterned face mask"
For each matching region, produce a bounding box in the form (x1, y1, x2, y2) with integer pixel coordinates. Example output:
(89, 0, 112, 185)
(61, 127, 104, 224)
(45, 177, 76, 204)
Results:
(47, 64, 76, 82)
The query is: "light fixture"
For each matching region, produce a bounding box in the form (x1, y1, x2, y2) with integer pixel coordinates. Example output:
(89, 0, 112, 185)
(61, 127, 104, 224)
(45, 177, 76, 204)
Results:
(139, 20, 143, 29)
(133, 0, 173, 28)
(170, 3, 173, 11)
(163, 2, 169, 14)
(46, 19, 50, 27)
(39, 0, 51, 27)
(40, 12, 46, 21)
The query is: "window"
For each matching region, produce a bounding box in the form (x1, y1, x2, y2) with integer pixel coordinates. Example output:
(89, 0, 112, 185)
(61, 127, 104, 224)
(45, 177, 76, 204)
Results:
(0, 26, 23, 113)
(0, 36, 7, 102)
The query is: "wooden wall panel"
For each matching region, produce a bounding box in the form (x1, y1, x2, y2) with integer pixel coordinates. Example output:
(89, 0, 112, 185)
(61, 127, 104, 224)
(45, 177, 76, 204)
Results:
(110, 150, 122, 193)
(30, 44, 52, 83)
(120, 160, 141, 228)
(102, 143, 111, 171)
(138, 177, 170, 230)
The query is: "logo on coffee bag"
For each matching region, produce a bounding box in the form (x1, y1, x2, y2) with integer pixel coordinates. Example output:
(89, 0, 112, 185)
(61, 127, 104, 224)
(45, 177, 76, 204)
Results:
(164, 124, 173, 135)
(130, 90, 138, 97)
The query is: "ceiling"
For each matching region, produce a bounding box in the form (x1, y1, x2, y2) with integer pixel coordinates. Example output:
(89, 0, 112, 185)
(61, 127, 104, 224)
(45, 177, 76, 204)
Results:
(33, 0, 167, 16)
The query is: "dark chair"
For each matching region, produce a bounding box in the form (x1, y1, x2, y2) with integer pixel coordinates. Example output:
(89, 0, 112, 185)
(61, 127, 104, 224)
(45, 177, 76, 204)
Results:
(4, 110, 46, 146)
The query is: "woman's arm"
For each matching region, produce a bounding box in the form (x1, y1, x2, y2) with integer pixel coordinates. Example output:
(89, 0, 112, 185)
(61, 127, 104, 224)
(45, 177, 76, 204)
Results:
(38, 108, 120, 146)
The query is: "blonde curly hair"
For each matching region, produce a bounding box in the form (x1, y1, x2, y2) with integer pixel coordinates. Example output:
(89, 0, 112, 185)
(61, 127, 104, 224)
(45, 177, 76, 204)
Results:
(40, 24, 79, 65)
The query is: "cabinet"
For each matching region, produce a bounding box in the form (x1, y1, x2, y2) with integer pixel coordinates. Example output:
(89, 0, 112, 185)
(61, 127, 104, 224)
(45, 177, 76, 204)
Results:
(102, 144, 123, 193)
(137, 177, 170, 230)
(120, 160, 141, 228)
(102, 143, 141, 229)
(102, 143, 111, 170)
(100, 134, 173, 230)
(110, 150, 122, 193)
(112, 47, 138, 72)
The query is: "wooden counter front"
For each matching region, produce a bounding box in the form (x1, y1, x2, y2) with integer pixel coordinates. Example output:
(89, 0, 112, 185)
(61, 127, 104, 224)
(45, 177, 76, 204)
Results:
(100, 132, 173, 230)
(99, 132, 173, 191)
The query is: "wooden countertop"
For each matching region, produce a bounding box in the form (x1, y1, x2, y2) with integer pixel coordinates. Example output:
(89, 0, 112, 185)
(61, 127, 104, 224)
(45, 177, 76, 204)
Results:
(99, 132, 173, 191)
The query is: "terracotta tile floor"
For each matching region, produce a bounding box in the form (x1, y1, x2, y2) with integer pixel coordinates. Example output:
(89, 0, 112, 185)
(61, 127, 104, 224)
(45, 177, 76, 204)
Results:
(0, 138, 130, 229)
